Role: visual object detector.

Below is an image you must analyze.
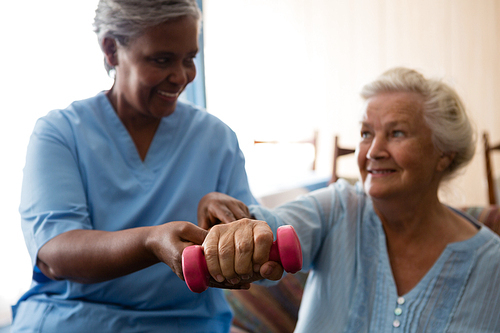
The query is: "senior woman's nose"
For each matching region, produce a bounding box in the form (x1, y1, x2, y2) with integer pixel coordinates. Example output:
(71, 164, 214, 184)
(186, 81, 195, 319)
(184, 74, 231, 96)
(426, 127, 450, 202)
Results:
(366, 136, 389, 160)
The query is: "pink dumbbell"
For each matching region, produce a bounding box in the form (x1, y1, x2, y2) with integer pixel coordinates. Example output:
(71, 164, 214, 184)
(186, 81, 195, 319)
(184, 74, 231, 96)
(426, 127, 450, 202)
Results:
(182, 225, 303, 293)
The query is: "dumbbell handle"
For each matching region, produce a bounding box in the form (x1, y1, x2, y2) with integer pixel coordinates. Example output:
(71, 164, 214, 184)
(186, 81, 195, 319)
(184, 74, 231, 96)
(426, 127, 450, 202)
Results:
(182, 225, 302, 293)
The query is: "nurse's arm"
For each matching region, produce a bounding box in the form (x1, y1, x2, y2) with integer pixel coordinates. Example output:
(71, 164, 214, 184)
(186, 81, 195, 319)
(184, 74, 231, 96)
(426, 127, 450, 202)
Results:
(37, 221, 207, 284)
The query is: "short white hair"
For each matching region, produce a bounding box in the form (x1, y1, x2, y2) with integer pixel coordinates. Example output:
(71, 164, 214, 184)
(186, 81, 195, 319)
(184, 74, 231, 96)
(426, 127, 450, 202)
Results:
(93, 0, 202, 74)
(361, 67, 476, 181)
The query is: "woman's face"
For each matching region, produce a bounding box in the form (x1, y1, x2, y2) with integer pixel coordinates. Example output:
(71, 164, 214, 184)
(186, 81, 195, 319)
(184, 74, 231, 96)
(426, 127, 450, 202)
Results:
(356, 91, 447, 201)
(110, 15, 199, 120)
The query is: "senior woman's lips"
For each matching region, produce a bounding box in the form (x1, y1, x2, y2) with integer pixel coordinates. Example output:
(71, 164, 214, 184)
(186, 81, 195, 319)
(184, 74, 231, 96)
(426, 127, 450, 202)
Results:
(367, 168, 396, 176)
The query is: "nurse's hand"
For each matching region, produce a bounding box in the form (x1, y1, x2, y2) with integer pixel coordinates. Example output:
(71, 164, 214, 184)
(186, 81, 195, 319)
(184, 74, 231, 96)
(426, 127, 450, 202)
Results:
(148, 221, 208, 281)
(202, 218, 284, 285)
(197, 192, 251, 229)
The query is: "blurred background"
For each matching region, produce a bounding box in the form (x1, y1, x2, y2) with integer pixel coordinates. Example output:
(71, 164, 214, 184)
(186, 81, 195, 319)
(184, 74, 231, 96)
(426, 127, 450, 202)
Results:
(1, 0, 499, 327)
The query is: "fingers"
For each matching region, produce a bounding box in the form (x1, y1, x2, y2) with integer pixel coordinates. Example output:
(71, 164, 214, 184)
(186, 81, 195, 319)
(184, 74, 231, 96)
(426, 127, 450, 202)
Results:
(217, 225, 239, 283)
(182, 222, 209, 246)
(202, 219, 274, 285)
(148, 222, 209, 281)
(198, 202, 235, 230)
(176, 223, 209, 281)
(260, 261, 284, 281)
(202, 226, 226, 283)
(208, 278, 251, 290)
(232, 225, 254, 280)
(203, 220, 251, 284)
(251, 222, 274, 273)
(197, 192, 251, 229)
(210, 205, 238, 225)
(227, 200, 251, 221)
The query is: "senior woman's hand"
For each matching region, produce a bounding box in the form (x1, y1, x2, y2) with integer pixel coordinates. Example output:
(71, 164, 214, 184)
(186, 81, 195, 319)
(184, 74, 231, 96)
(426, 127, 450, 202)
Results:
(197, 192, 252, 229)
(202, 218, 284, 285)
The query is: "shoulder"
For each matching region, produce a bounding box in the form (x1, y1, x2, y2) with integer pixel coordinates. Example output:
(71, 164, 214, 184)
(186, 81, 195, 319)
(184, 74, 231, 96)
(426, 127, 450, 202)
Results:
(176, 101, 233, 131)
(458, 226, 500, 277)
(35, 92, 106, 134)
(174, 101, 238, 146)
(306, 179, 368, 215)
(477, 227, 500, 256)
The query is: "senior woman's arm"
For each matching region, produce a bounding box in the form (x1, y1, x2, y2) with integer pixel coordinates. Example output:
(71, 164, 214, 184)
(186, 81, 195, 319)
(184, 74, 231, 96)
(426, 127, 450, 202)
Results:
(199, 185, 342, 274)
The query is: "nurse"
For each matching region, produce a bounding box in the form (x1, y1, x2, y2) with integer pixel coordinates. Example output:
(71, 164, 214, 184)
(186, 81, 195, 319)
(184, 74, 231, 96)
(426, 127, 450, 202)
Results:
(11, 1, 280, 332)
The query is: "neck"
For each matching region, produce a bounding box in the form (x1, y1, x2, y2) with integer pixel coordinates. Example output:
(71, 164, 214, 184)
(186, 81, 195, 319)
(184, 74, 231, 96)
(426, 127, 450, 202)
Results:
(373, 193, 443, 239)
(105, 88, 161, 161)
(372, 191, 478, 248)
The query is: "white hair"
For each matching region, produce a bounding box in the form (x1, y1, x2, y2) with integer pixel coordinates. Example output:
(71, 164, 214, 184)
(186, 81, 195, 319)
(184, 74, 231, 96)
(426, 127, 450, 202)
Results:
(93, 0, 202, 74)
(360, 67, 476, 181)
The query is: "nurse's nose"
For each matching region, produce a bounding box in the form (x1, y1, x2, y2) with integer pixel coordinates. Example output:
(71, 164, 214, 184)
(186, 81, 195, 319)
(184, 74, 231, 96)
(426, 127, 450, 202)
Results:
(167, 62, 189, 87)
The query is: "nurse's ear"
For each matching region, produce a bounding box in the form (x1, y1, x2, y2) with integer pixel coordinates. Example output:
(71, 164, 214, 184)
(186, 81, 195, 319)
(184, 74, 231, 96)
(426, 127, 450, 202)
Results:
(102, 38, 119, 67)
(436, 152, 456, 172)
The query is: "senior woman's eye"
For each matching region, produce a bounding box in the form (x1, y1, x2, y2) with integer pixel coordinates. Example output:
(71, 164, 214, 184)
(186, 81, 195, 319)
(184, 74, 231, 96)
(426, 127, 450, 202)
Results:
(392, 130, 405, 138)
(360, 131, 372, 139)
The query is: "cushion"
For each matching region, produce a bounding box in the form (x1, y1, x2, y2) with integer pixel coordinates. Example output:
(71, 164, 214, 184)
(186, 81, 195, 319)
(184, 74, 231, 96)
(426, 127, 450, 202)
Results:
(460, 205, 500, 235)
(227, 272, 308, 333)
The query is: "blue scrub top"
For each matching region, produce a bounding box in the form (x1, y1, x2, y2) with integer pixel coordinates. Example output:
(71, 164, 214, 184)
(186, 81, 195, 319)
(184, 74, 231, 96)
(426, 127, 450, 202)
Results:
(13, 92, 257, 332)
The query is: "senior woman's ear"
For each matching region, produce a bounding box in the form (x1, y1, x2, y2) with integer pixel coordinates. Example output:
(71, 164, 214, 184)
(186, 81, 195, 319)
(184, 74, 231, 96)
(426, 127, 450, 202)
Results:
(436, 152, 456, 172)
(102, 38, 119, 67)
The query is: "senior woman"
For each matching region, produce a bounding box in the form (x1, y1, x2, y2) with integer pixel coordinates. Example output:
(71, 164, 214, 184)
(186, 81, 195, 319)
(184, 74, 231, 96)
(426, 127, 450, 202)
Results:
(10, 1, 283, 332)
(198, 68, 500, 332)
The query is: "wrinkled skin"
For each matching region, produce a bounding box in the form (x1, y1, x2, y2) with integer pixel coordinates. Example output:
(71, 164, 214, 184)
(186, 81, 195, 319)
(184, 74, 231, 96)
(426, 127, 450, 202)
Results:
(198, 193, 284, 287)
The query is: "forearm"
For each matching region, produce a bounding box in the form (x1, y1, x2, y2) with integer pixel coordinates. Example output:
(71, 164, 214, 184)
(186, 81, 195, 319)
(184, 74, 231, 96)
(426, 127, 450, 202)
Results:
(37, 227, 159, 284)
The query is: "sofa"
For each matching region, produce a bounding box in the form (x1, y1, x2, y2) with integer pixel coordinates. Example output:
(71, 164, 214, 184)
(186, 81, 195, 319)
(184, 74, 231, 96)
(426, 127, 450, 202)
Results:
(225, 205, 500, 333)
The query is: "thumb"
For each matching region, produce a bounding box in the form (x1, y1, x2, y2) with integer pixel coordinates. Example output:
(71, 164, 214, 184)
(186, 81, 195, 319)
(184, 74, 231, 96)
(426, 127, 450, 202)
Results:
(260, 261, 284, 281)
(185, 223, 209, 246)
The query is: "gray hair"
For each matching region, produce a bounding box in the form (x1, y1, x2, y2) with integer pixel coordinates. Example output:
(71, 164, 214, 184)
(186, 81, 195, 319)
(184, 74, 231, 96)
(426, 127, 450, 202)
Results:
(93, 0, 202, 74)
(360, 67, 476, 181)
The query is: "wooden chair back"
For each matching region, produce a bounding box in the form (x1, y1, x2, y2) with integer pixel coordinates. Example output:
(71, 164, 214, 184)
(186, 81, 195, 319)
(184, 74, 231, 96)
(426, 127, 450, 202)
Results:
(483, 132, 500, 204)
(329, 136, 355, 184)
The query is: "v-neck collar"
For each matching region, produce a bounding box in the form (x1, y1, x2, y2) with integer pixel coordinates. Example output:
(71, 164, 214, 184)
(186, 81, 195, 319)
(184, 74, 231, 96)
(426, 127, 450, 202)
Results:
(376, 212, 486, 300)
(97, 92, 182, 170)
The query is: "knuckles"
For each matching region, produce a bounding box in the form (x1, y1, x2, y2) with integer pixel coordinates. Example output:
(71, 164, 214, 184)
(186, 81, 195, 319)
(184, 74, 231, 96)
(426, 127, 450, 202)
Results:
(235, 237, 253, 255)
(217, 242, 234, 262)
(203, 243, 219, 262)
(253, 228, 273, 245)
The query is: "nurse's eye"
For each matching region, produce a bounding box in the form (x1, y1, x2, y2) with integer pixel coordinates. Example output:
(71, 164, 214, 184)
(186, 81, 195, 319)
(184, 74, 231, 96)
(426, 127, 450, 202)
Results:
(183, 55, 197, 67)
(155, 58, 169, 64)
(152, 57, 172, 65)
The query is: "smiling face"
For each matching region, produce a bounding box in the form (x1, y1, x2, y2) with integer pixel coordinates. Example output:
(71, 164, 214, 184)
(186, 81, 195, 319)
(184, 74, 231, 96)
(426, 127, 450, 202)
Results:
(106, 15, 199, 122)
(357, 91, 449, 201)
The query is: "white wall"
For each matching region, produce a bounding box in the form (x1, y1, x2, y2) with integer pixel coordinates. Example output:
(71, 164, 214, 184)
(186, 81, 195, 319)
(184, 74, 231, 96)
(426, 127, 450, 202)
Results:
(202, 0, 500, 206)
(0, 0, 113, 322)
